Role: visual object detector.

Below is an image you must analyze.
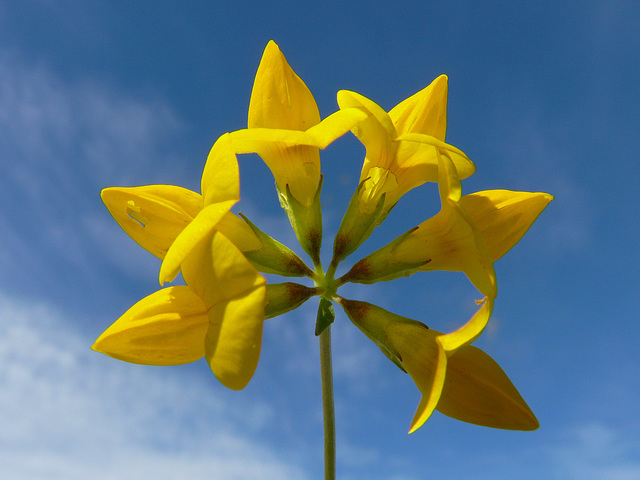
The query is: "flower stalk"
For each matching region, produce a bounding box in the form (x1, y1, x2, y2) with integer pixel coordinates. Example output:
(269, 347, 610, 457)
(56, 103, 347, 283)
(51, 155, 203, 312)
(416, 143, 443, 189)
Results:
(319, 323, 336, 480)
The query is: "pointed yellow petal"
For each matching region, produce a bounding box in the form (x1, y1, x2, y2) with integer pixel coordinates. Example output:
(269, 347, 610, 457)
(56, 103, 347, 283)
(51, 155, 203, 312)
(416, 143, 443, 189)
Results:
(406, 337, 448, 434)
(248, 40, 320, 131)
(389, 74, 448, 140)
(437, 343, 539, 430)
(205, 285, 266, 390)
(159, 200, 236, 284)
(338, 298, 449, 433)
(461, 190, 554, 262)
(437, 296, 494, 352)
(182, 230, 266, 390)
(101, 186, 202, 259)
(337, 90, 397, 139)
(92, 286, 208, 365)
(201, 133, 240, 206)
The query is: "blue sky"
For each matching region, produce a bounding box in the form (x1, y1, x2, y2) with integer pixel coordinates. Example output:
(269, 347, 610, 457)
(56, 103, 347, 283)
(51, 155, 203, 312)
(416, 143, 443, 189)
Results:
(1, 1, 639, 479)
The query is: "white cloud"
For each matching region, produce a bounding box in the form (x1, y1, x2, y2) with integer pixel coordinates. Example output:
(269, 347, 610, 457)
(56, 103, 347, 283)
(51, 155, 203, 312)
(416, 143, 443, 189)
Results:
(548, 422, 640, 480)
(0, 291, 310, 480)
(0, 47, 196, 298)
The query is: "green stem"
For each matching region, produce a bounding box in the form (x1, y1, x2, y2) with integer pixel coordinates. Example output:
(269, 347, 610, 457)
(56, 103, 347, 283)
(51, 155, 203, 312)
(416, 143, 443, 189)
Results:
(319, 325, 335, 480)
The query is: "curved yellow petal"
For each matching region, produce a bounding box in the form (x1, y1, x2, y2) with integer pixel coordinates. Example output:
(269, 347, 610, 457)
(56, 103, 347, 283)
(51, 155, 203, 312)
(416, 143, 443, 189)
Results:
(304, 107, 369, 148)
(437, 296, 494, 352)
(201, 133, 240, 206)
(396, 133, 475, 181)
(389, 74, 448, 140)
(338, 299, 449, 433)
(248, 40, 320, 131)
(461, 190, 554, 262)
(159, 200, 236, 284)
(101, 185, 202, 259)
(92, 286, 208, 365)
(415, 151, 495, 297)
(403, 329, 448, 434)
(205, 285, 266, 390)
(181, 230, 266, 390)
(337, 90, 397, 176)
(438, 343, 539, 430)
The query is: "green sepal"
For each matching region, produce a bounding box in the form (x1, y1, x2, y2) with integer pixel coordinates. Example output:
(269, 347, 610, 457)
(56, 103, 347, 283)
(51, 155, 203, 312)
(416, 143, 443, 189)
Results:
(239, 214, 314, 277)
(264, 282, 317, 319)
(339, 227, 430, 284)
(277, 177, 323, 266)
(331, 178, 387, 265)
(315, 297, 335, 336)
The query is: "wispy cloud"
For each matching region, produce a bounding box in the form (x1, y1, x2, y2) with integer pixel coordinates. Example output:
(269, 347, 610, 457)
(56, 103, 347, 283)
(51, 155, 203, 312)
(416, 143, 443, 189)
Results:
(0, 48, 193, 307)
(0, 291, 310, 480)
(548, 422, 640, 480)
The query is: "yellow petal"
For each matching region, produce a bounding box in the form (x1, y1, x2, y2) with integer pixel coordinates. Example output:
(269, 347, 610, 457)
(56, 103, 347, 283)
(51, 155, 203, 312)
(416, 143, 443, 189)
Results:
(416, 151, 495, 297)
(338, 298, 448, 433)
(92, 286, 208, 365)
(159, 200, 236, 284)
(248, 40, 320, 131)
(389, 74, 448, 140)
(396, 133, 476, 181)
(230, 128, 320, 207)
(461, 190, 554, 262)
(437, 343, 539, 430)
(181, 230, 265, 314)
(350, 151, 495, 296)
(101, 185, 202, 259)
(201, 133, 240, 206)
(181, 230, 266, 390)
(437, 296, 494, 352)
(336, 89, 473, 216)
(205, 285, 266, 390)
(304, 107, 369, 148)
(216, 212, 262, 252)
(401, 328, 448, 434)
(337, 90, 397, 177)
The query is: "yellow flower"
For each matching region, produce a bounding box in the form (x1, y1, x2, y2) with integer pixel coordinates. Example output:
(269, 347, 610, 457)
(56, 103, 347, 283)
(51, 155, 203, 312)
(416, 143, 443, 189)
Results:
(97, 133, 307, 389)
(342, 151, 551, 348)
(226, 41, 368, 263)
(339, 299, 538, 433)
(93, 230, 266, 390)
(344, 150, 553, 299)
(337, 77, 475, 216)
(231, 40, 367, 208)
(331, 79, 476, 263)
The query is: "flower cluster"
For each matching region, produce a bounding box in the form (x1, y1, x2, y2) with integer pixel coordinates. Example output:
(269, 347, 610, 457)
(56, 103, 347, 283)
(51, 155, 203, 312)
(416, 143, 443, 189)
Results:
(94, 41, 552, 432)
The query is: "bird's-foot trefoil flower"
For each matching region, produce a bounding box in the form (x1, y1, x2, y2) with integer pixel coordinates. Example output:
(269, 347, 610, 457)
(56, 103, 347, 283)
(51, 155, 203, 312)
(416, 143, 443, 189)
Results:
(228, 40, 368, 265)
(339, 298, 539, 432)
(330, 78, 476, 264)
(94, 40, 553, 480)
(93, 229, 267, 390)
